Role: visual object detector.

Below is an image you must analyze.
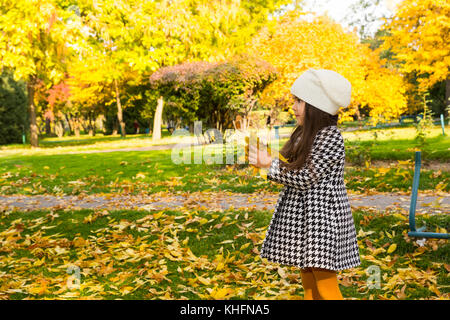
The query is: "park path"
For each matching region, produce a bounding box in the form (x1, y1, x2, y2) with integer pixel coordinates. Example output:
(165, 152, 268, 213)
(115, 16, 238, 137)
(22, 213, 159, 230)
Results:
(63, 141, 200, 154)
(0, 190, 448, 215)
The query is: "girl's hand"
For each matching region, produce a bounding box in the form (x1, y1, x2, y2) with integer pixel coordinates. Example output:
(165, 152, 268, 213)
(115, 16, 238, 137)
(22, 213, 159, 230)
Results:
(249, 142, 272, 168)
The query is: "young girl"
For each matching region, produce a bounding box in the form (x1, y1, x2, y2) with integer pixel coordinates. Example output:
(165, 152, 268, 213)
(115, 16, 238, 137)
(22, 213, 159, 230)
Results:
(249, 68, 361, 300)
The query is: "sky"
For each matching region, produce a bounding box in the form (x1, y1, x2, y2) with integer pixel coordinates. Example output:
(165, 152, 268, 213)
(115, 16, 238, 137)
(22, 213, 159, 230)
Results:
(293, 0, 403, 38)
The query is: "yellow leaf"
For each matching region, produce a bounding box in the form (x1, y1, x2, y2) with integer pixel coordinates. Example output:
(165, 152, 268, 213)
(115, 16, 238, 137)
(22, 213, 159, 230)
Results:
(376, 168, 390, 176)
(387, 243, 397, 254)
(393, 213, 407, 221)
(358, 229, 375, 238)
(83, 214, 96, 224)
(197, 275, 211, 286)
(277, 267, 287, 278)
(429, 285, 440, 296)
(372, 247, 386, 256)
(217, 240, 233, 244)
(216, 262, 225, 271)
(397, 160, 411, 166)
(33, 258, 45, 267)
(120, 286, 134, 295)
(135, 172, 146, 179)
(72, 237, 86, 247)
(153, 211, 164, 219)
(169, 248, 181, 257)
(210, 287, 234, 300)
(164, 252, 178, 261)
(240, 243, 250, 250)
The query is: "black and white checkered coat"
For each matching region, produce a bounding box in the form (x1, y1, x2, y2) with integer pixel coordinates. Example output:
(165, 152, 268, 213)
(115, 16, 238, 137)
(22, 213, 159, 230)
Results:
(260, 125, 361, 271)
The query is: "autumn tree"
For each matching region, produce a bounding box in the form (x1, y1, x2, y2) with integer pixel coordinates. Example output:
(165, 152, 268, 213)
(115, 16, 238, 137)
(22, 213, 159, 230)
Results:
(65, 49, 117, 136)
(148, 53, 278, 135)
(73, 0, 160, 137)
(0, 0, 81, 147)
(146, 0, 291, 139)
(246, 10, 407, 126)
(379, 0, 450, 112)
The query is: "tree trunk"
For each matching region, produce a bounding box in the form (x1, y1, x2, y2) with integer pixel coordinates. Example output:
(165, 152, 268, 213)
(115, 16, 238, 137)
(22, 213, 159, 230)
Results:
(355, 105, 362, 128)
(45, 117, 51, 135)
(90, 113, 96, 136)
(152, 95, 164, 140)
(114, 78, 126, 137)
(112, 119, 118, 135)
(85, 113, 94, 136)
(55, 120, 64, 138)
(80, 117, 89, 133)
(27, 80, 39, 147)
(73, 116, 81, 137)
(64, 113, 73, 134)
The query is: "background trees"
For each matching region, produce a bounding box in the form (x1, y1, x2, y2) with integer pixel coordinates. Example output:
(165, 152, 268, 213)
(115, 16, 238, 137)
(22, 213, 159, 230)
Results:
(379, 0, 450, 116)
(0, 0, 81, 147)
(1, 0, 449, 146)
(148, 53, 278, 136)
(247, 11, 407, 126)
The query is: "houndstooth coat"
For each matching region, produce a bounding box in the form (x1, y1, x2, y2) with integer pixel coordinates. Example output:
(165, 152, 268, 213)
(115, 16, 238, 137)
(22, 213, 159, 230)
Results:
(260, 125, 361, 271)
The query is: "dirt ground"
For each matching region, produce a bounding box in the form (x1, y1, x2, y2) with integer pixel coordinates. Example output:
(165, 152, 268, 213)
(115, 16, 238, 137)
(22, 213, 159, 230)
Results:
(0, 190, 448, 214)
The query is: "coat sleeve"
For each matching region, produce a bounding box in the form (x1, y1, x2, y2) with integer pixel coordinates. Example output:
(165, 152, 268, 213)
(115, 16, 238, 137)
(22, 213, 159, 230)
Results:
(266, 127, 345, 191)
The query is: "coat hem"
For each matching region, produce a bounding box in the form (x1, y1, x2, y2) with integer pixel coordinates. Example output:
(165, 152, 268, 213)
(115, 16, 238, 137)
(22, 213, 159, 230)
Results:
(260, 254, 361, 272)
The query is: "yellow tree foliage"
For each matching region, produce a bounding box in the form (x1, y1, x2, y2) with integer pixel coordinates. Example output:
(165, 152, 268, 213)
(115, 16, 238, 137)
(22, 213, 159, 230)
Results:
(66, 53, 115, 114)
(379, 0, 450, 92)
(246, 11, 407, 126)
(0, 0, 81, 146)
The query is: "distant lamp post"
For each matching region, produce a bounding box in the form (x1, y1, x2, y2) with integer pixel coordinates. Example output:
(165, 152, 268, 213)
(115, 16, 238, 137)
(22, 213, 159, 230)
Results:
(441, 113, 445, 136)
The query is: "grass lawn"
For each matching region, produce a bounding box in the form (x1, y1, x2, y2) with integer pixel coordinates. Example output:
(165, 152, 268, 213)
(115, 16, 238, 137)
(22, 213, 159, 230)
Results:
(0, 129, 191, 156)
(279, 125, 450, 161)
(0, 207, 448, 300)
(2, 125, 449, 160)
(1, 135, 449, 196)
(1, 143, 449, 196)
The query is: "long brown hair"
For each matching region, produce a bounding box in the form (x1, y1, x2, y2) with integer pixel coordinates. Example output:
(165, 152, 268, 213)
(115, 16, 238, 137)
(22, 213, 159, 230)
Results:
(279, 95, 339, 171)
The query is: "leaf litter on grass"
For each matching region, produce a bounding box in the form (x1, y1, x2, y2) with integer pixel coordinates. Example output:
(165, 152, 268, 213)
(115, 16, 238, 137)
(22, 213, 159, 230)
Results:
(0, 202, 448, 300)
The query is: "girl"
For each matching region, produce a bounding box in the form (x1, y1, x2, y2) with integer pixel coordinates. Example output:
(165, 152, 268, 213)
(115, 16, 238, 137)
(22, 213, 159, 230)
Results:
(249, 69, 361, 300)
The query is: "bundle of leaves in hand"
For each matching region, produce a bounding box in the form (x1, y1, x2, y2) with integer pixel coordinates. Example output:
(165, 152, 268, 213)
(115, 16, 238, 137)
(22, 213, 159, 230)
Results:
(244, 132, 288, 180)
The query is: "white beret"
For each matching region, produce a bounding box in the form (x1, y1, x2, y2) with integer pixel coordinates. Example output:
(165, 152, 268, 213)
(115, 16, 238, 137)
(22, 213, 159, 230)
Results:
(290, 69, 352, 115)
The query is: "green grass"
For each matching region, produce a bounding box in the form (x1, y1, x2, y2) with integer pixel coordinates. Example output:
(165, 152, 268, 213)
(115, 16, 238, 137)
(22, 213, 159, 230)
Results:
(343, 166, 449, 192)
(3, 125, 449, 159)
(1, 142, 449, 195)
(278, 125, 450, 161)
(344, 130, 450, 161)
(0, 125, 448, 196)
(0, 207, 448, 300)
(0, 129, 186, 156)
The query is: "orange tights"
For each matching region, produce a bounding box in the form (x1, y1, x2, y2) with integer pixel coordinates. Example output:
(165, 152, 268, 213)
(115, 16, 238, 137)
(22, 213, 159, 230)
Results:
(300, 267, 344, 300)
